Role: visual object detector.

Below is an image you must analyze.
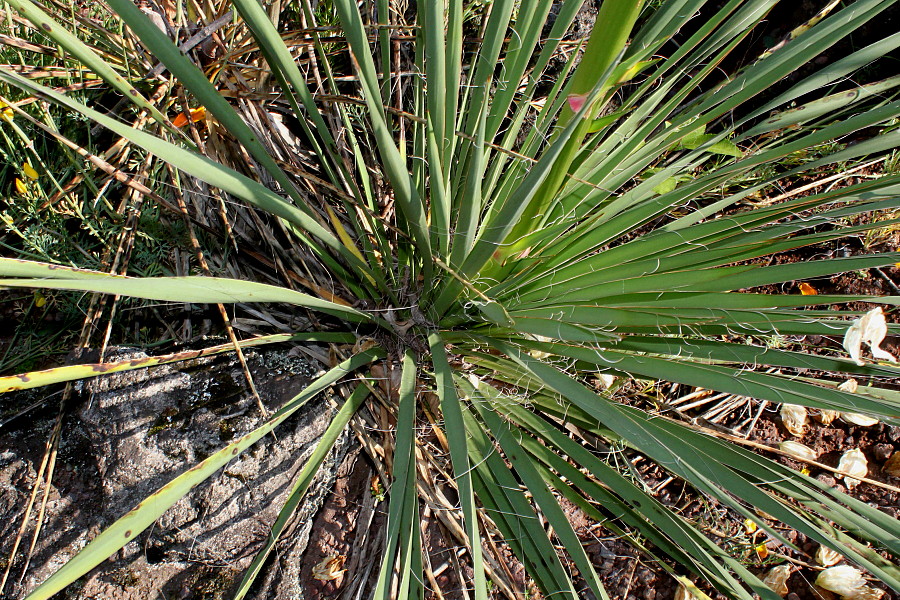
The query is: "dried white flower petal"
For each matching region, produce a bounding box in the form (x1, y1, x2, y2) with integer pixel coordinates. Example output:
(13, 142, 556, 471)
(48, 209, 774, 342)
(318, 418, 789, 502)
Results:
(816, 566, 867, 597)
(311, 554, 346, 582)
(674, 583, 695, 600)
(779, 441, 818, 461)
(780, 404, 808, 436)
(838, 379, 859, 393)
(812, 409, 840, 425)
(816, 545, 843, 567)
(596, 373, 616, 389)
(843, 307, 896, 366)
(763, 565, 792, 597)
(841, 413, 880, 427)
(836, 448, 868, 489)
(845, 586, 886, 600)
(673, 579, 713, 600)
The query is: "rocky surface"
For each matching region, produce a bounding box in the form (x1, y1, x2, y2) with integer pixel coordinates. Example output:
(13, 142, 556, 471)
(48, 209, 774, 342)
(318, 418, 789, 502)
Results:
(0, 346, 350, 599)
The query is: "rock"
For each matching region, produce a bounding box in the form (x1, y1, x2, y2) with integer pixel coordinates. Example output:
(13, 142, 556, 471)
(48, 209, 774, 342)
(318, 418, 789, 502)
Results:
(887, 426, 900, 443)
(872, 443, 893, 462)
(884, 453, 900, 478)
(0, 346, 347, 600)
(816, 473, 836, 487)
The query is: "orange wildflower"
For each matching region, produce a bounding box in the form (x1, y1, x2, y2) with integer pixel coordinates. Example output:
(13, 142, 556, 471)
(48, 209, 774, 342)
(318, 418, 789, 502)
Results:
(172, 106, 206, 128)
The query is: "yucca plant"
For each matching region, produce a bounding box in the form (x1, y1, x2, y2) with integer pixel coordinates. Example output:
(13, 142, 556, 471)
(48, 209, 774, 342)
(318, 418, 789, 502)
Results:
(2, 0, 900, 598)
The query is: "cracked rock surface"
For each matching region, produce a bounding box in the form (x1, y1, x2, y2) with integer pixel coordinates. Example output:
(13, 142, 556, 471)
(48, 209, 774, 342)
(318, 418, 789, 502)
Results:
(0, 347, 347, 599)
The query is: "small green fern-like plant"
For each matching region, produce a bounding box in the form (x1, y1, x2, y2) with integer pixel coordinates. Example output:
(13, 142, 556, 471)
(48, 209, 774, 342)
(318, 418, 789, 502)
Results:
(3, 1, 900, 598)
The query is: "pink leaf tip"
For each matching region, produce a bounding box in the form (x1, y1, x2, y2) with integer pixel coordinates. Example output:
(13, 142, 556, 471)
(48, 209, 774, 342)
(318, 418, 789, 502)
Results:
(567, 94, 587, 113)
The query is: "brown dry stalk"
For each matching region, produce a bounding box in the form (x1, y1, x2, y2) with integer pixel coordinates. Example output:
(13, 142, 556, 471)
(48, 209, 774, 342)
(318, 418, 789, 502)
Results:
(166, 162, 268, 416)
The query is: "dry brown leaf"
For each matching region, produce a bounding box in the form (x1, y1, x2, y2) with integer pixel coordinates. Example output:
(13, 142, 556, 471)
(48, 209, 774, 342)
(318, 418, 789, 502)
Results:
(845, 586, 886, 600)
(799, 282, 818, 295)
(838, 379, 859, 393)
(812, 409, 840, 425)
(883, 452, 900, 477)
(596, 372, 616, 389)
(841, 413, 880, 427)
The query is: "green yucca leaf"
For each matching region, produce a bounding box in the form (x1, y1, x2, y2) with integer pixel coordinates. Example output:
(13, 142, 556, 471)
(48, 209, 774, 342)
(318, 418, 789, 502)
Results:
(469, 376, 610, 600)
(486, 340, 898, 591)
(496, 391, 763, 599)
(560, 0, 646, 126)
(428, 333, 488, 600)
(519, 340, 899, 422)
(227, 0, 356, 194)
(102, 0, 324, 216)
(373, 350, 421, 599)
(331, 0, 433, 271)
(0, 261, 372, 322)
(461, 401, 582, 597)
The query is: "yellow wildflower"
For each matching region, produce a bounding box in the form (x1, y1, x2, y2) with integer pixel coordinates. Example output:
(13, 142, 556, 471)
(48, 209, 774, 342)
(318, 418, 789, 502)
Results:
(23, 162, 38, 180)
